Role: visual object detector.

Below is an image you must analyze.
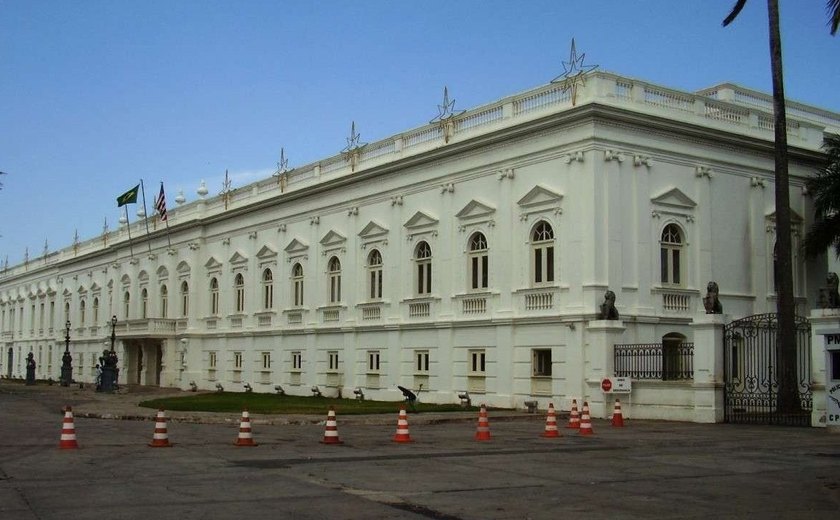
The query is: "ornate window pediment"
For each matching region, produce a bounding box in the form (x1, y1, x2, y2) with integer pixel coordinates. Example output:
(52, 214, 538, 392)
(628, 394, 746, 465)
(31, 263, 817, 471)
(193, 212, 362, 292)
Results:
(138, 270, 149, 284)
(229, 250, 248, 264)
(650, 187, 696, 223)
(284, 238, 309, 263)
(358, 220, 389, 250)
(404, 211, 439, 241)
(404, 211, 439, 229)
(176, 261, 191, 278)
(456, 199, 496, 232)
(256, 244, 278, 268)
(204, 256, 223, 275)
(517, 185, 563, 220)
(320, 230, 347, 256)
(651, 187, 696, 209)
(765, 208, 803, 225)
(156, 266, 169, 280)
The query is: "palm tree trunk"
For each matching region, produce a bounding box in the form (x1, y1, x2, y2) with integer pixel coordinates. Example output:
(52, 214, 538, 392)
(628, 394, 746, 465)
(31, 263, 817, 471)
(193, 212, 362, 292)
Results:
(767, 0, 800, 415)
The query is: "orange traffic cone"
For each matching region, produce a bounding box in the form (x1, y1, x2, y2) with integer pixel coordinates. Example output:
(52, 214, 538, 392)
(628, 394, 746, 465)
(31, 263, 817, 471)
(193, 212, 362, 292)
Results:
(320, 406, 344, 444)
(578, 401, 594, 436)
(611, 399, 625, 427)
(566, 399, 580, 429)
(59, 406, 79, 449)
(234, 409, 258, 446)
(540, 402, 561, 438)
(149, 409, 172, 447)
(392, 407, 413, 443)
(474, 404, 491, 441)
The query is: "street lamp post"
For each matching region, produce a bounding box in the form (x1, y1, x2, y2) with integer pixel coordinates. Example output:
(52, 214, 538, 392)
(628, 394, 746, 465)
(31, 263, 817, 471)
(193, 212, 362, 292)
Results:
(99, 315, 119, 392)
(60, 320, 72, 387)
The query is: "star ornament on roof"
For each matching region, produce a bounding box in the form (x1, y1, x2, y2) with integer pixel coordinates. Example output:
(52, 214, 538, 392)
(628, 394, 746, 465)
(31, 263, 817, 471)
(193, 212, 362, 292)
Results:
(551, 39, 598, 106)
(341, 121, 367, 154)
(430, 86, 465, 124)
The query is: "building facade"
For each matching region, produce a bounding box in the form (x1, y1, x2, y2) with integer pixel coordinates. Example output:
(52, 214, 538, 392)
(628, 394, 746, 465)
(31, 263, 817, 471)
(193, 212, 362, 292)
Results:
(1, 72, 837, 421)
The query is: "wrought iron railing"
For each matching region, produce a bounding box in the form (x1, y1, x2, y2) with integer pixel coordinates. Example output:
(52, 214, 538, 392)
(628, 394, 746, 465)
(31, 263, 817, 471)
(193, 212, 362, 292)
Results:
(614, 342, 694, 381)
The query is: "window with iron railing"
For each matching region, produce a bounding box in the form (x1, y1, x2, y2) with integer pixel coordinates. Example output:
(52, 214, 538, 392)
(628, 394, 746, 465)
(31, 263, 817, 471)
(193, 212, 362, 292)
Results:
(614, 342, 694, 380)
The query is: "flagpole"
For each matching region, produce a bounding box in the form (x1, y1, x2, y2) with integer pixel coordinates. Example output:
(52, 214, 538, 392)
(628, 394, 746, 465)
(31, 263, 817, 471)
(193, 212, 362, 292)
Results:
(139, 179, 153, 256)
(124, 205, 134, 258)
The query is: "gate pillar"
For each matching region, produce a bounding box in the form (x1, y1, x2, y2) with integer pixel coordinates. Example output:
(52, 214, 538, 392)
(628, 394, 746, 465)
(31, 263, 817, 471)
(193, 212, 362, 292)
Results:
(690, 314, 727, 423)
(585, 320, 625, 419)
(809, 308, 840, 428)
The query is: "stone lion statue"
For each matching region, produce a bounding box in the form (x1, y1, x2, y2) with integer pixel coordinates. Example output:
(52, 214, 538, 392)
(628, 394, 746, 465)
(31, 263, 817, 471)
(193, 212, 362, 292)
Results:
(703, 281, 723, 314)
(827, 272, 840, 309)
(599, 290, 619, 320)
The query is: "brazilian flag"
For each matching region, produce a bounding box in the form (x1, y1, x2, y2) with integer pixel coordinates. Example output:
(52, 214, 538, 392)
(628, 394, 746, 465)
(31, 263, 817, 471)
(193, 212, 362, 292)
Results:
(117, 185, 139, 207)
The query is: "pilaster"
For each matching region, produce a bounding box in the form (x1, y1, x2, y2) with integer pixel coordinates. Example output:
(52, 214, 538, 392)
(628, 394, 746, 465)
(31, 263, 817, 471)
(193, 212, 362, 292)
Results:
(690, 313, 727, 423)
(585, 319, 625, 417)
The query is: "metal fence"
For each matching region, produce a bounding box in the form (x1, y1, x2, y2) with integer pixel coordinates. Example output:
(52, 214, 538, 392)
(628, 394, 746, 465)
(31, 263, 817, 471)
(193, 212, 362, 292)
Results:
(614, 342, 694, 380)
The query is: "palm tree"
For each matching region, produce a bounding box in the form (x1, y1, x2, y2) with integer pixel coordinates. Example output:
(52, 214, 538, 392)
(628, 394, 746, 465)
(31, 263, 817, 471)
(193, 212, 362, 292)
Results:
(722, 0, 840, 416)
(722, 0, 798, 414)
(803, 134, 840, 259)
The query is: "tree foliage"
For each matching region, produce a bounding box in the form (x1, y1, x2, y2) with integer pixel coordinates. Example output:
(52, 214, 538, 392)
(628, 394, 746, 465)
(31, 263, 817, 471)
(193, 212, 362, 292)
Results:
(803, 134, 840, 259)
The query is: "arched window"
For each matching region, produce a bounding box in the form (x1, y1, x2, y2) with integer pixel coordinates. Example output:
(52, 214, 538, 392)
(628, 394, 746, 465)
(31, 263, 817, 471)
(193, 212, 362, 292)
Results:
(160, 285, 168, 318)
(180, 281, 189, 317)
(531, 221, 555, 285)
(415, 241, 432, 295)
(292, 263, 304, 306)
(92, 297, 99, 324)
(210, 278, 219, 315)
(79, 299, 86, 326)
(468, 232, 489, 290)
(123, 292, 130, 319)
(141, 288, 148, 319)
(660, 224, 683, 286)
(328, 257, 341, 303)
(262, 269, 274, 309)
(234, 273, 245, 313)
(367, 250, 383, 300)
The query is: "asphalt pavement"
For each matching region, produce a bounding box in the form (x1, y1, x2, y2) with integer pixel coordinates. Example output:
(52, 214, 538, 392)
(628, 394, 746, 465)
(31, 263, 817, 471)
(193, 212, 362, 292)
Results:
(1, 380, 839, 520)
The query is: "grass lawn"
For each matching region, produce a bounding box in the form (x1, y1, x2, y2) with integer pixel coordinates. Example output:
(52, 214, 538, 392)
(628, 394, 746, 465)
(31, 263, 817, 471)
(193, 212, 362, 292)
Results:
(138, 392, 482, 415)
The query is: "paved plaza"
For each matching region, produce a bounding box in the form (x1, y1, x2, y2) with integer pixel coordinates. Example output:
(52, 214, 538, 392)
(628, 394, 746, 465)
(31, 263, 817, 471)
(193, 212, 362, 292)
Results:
(1, 382, 839, 519)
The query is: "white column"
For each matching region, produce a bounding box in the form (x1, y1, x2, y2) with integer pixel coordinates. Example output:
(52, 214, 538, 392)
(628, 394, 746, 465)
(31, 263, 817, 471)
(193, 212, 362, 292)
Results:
(585, 320, 625, 418)
(690, 313, 727, 423)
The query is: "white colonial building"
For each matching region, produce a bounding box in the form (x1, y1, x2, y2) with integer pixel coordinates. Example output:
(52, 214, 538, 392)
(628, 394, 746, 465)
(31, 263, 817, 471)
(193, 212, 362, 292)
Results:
(2, 71, 838, 423)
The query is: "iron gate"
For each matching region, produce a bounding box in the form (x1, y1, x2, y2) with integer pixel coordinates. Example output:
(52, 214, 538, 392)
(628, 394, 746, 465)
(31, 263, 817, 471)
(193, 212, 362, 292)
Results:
(723, 313, 812, 426)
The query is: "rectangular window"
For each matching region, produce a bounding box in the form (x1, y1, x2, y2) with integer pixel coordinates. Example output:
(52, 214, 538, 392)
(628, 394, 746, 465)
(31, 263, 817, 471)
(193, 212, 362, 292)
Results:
(209, 351, 217, 369)
(49, 301, 55, 330)
(672, 250, 680, 284)
(415, 350, 429, 373)
(469, 349, 486, 375)
(367, 350, 380, 373)
(532, 349, 552, 376)
(328, 351, 339, 372)
(294, 280, 304, 306)
(211, 291, 219, 315)
(545, 247, 554, 282)
(535, 249, 543, 283)
(481, 256, 488, 288)
(471, 257, 479, 289)
(291, 351, 302, 371)
(234, 352, 243, 369)
(262, 352, 271, 370)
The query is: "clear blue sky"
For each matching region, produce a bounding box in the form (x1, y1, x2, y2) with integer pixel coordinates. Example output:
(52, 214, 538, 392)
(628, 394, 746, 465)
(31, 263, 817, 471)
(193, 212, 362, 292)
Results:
(1, 0, 838, 266)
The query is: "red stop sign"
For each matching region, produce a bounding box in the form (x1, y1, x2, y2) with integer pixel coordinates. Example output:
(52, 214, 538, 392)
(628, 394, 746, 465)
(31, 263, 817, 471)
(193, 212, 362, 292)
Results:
(601, 378, 612, 392)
